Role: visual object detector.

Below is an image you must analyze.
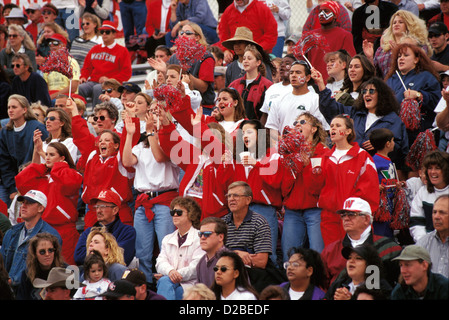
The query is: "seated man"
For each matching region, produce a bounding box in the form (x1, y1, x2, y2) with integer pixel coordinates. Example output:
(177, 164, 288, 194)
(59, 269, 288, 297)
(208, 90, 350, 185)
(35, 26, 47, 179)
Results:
(79, 20, 132, 108)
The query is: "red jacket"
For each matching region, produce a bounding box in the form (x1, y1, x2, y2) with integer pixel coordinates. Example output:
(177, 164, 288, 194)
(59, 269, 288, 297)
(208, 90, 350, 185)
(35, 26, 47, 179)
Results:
(217, 148, 286, 209)
(80, 42, 132, 83)
(315, 142, 380, 214)
(282, 143, 329, 210)
(217, 0, 278, 53)
(145, 0, 172, 36)
(229, 73, 272, 120)
(158, 121, 229, 219)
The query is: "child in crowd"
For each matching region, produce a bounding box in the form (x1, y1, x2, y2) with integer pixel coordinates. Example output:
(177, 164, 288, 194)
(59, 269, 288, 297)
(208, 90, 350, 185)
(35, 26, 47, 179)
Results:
(73, 251, 111, 300)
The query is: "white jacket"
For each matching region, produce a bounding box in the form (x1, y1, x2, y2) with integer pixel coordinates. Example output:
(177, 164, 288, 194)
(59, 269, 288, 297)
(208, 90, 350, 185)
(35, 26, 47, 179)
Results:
(156, 226, 205, 289)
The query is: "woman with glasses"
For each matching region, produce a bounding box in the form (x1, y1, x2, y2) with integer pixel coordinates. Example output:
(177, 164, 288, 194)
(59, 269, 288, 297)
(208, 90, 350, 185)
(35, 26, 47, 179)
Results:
(35, 22, 69, 68)
(0, 24, 37, 81)
(15, 141, 82, 265)
(70, 13, 103, 69)
(31, 107, 78, 165)
(210, 250, 258, 300)
(121, 103, 180, 287)
(281, 113, 329, 258)
(16, 233, 66, 300)
(313, 70, 409, 180)
(155, 196, 204, 300)
(280, 247, 326, 300)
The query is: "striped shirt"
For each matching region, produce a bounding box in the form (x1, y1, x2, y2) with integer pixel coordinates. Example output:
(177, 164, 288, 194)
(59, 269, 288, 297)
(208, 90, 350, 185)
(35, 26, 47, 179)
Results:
(222, 210, 272, 255)
(416, 230, 449, 279)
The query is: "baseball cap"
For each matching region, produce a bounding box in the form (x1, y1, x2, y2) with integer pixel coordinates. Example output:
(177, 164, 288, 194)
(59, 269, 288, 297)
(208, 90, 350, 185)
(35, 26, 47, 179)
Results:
(428, 22, 448, 35)
(99, 20, 118, 32)
(336, 197, 372, 216)
(90, 189, 121, 207)
(17, 190, 47, 208)
(118, 82, 141, 94)
(392, 245, 432, 263)
(48, 33, 67, 46)
(214, 66, 227, 77)
(342, 244, 374, 260)
(27, 4, 42, 11)
(122, 268, 147, 286)
(101, 280, 136, 298)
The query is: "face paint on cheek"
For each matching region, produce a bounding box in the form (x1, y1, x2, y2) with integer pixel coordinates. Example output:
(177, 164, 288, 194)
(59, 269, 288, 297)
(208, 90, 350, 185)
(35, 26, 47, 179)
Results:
(298, 76, 307, 85)
(339, 130, 346, 136)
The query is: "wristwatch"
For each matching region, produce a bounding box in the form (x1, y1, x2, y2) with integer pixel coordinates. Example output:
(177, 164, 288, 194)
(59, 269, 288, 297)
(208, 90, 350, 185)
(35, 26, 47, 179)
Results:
(146, 132, 155, 137)
(416, 92, 421, 100)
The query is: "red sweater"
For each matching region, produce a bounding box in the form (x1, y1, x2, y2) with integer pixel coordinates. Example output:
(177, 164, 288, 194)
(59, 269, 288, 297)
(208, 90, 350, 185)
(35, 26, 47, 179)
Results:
(81, 42, 132, 83)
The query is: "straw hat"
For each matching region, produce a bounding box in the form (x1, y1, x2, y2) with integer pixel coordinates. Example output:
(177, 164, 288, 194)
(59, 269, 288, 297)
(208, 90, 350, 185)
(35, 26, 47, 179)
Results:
(222, 27, 263, 53)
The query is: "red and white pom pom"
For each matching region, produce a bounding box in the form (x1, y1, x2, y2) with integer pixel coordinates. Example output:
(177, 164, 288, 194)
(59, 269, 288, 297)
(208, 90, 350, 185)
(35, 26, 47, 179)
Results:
(40, 47, 73, 79)
(293, 31, 331, 61)
(405, 129, 437, 171)
(279, 126, 312, 176)
(174, 36, 207, 71)
(153, 84, 183, 113)
(400, 99, 421, 131)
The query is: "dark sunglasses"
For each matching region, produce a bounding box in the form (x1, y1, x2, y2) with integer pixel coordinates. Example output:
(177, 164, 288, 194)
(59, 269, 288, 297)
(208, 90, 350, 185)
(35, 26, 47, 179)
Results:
(198, 231, 216, 238)
(38, 248, 56, 255)
(48, 40, 61, 46)
(102, 88, 113, 94)
(8, 34, 18, 38)
(93, 115, 106, 121)
(179, 30, 197, 36)
(45, 116, 59, 122)
(170, 209, 184, 216)
(100, 30, 112, 35)
(213, 266, 232, 273)
(361, 88, 376, 95)
(12, 63, 23, 68)
(26, 9, 36, 14)
(81, 22, 91, 26)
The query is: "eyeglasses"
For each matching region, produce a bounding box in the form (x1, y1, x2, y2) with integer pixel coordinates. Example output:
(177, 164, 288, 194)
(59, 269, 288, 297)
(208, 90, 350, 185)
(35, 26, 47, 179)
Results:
(8, 34, 19, 38)
(225, 193, 249, 200)
(93, 115, 106, 121)
(283, 261, 303, 269)
(93, 204, 116, 210)
(293, 119, 308, 126)
(428, 33, 442, 39)
(180, 30, 197, 36)
(102, 88, 113, 94)
(339, 211, 368, 218)
(38, 248, 56, 255)
(361, 88, 376, 95)
(100, 30, 112, 35)
(198, 231, 216, 238)
(48, 40, 61, 46)
(12, 63, 23, 68)
(42, 10, 54, 15)
(213, 266, 233, 273)
(45, 116, 59, 122)
(26, 9, 36, 14)
(170, 209, 184, 216)
(81, 22, 91, 27)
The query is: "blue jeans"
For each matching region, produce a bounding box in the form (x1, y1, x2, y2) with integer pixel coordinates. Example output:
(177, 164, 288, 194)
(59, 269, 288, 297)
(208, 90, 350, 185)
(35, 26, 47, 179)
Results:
(272, 36, 285, 58)
(156, 276, 184, 300)
(119, 0, 148, 43)
(249, 203, 278, 266)
(281, 207, 324, 262)
(134, 204, 175, 283)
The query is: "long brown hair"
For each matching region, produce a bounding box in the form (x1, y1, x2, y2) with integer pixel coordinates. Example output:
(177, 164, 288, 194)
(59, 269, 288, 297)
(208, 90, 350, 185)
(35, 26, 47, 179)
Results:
(47, 141, 77, 170)
(214, 87, 247, 122)
(45, 108, 73, 143)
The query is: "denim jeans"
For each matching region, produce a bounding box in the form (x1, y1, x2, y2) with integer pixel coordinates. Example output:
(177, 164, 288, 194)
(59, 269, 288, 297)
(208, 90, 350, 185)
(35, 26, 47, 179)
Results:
(281, 207, 324, 262)
(272, 36, 286, 58)
(119, 0, 148, 43)
(134, 204, 175, 283)
(249, 203, 279, 266)
(156, 275, 184, 300)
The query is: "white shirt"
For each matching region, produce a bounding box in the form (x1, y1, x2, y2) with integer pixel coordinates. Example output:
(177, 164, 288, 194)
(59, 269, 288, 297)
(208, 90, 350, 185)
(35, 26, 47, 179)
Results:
(288, 288, 305, 300)
(365, 112, 382, 131)
(260, 82, 292, 114)
(42, 137, 79, 164)
(326, 79, 344, 99)
(265, 90, 330, 134)
(221, 287, 258, 300)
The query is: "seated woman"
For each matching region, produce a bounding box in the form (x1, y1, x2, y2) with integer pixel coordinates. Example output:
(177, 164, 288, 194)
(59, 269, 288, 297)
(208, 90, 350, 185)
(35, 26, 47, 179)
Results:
(324, 244, 392, 300)
(155, 196, 204, 300)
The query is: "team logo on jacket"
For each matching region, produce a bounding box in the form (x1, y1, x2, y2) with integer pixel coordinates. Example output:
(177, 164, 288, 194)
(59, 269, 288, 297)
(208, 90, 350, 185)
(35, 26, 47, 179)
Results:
(90, 52, 117, 63)
(297, 105, 305, 110)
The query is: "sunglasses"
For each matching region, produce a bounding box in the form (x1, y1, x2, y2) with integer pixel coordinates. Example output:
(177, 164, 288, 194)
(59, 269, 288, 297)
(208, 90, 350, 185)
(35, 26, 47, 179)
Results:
(170, 209, 184, 216)
(8, 34, 19, 38)
(179, 30, 197, 36)
(102, 88, 113, 94)
(48, 40, 61, 46)
(213, 266, 232, 273)
(12, 63, 23, 68)
(81, 22, 91, 27)
(42, 10, 54, 15)
(93, 115, 106, 121)
(293, 119, 308, 126)
(93, 204, 116, 210)
(100, 30, 112, 35)
(26, 9, 36, 14)
(198, 231, 216, 238)
(45, 116, 59, 122)
(38, 248, 56, 255)
(361, 88, 376, 95)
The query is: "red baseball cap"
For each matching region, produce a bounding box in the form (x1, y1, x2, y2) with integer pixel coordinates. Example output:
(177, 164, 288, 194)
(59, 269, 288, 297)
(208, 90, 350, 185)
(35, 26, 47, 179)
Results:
(91, 189, 121, 207)
(99, 21, 118, 32)
(48, 33, 67, 46)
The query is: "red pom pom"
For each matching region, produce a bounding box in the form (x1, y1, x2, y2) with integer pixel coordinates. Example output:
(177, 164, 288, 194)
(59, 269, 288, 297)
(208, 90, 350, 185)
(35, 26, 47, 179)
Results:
(293, 31, 330, 61)
(390, 186, 410, 230)
(400, 99, 421, 131)
(174, 36, 207, 71)
(153, 84, 183, 113)
(405, 129, 437, 171)
(279, 126, 312, 176)
(40, 47, 73, 79)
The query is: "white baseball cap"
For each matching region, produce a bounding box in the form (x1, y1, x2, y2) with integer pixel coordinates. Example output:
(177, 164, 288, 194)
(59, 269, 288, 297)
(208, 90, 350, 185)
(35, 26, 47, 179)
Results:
(336, 197, 372, 216)
(17, 190, 47, 208)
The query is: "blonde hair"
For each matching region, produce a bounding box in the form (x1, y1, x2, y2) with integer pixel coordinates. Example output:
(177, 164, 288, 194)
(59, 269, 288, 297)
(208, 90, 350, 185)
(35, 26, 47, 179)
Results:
(183, 21, 208, 46)
(5, 94, 37, 130)
(37, 22, 69, 45)
(85, 227, 125, 266)
(6, 24, 36, 53)
(381, 10, 431, 54)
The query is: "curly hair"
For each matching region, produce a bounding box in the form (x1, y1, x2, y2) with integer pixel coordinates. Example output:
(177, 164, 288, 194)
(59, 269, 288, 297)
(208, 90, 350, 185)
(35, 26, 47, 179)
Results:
(287, 247, 327, 289)
(170, 196, 202, 229)
(422, 150, 449, 193)
(85, 227, 125, 266)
